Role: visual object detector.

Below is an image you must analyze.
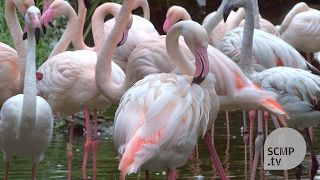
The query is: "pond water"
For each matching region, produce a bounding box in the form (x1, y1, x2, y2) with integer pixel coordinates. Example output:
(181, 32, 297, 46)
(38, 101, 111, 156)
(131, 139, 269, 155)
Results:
(0, 108, 319, 180)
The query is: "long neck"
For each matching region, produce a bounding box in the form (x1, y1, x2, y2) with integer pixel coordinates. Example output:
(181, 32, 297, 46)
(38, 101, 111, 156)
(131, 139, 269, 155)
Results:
(166, 24, 195, 76)
(253, 0, 260, 29)
(278, 2, 309, 34)
(91, 3, 121, 53)
(133, 0, 150, 20)
(49, 4, 78, 58)
(20, 25, 37, 129)
(72, 0, 95, 51)
(95, 0, 133, 104)
(239, 0, 255, 76)
(5, 0, 27, 88)
(203, 0, 229, 36)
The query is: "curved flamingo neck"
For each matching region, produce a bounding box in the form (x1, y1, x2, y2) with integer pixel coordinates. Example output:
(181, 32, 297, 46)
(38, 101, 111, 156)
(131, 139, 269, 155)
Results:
(5, 0, 29, 88)
(73, 0, 95, 51)
(48, 1, 78, 58)
(278, 2, 309, 34)
(203, 0, 229, 36)
(20, 8, 39, 135)
(133, 0, 150, 20)
(239, 0, 255, 76)
(95, 0, 134, 104)
(253, 0, 260, 29)
(166, 21, 196, 76)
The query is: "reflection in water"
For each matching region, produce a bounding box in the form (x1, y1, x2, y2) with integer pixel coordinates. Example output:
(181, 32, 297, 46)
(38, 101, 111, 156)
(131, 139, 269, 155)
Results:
(0, 110, 319, 179)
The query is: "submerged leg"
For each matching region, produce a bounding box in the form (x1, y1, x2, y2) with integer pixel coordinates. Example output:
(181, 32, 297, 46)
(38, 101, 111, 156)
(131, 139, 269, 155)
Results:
(204, 132, 228, 180)
(82, 108, 92, 179)
(92, 109, 99, 179)
(250, 111, 264, 180)
(304, 127, 319, 180)
(67, 115, 75, 180)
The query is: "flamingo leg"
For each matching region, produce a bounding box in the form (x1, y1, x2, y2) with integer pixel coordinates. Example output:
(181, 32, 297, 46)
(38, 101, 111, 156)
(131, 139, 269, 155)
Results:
(145, 170, 149, 180)
(304, 127, 319, 180)
(31, 164, 36, 180)
(306, 53, 312, 64)
(204, 132, 228, 180)
(5, 162, 10, 180)
(226, 111, 230, 136)
(82, 108, 92, 179)
(92, 109, 99, 178)
(250, 110, 264, 180)
(263, 111, 269, 138)
(242, 110, 248, 179)
(271, 115, 288, 180)
(67, 115, 75, 180)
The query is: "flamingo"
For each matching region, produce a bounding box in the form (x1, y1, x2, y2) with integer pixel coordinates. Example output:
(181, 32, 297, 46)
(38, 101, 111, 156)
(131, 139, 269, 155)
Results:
(276, 2, 320, 63)
(95, 0, 225, 179)
(78, 0, 159, 72)
(37, 0, 130, 179)
(0, 0, 35, 105)
(0, 6, 53, 180)
(223, 0, 320, 179)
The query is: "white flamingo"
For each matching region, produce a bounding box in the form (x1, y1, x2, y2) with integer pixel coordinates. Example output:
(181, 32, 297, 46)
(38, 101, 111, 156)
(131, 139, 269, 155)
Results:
(0, 6, 53, 180)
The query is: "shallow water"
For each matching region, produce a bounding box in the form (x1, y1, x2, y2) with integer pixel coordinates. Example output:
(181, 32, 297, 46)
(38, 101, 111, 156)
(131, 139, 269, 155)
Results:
(0, 109, 319, 180)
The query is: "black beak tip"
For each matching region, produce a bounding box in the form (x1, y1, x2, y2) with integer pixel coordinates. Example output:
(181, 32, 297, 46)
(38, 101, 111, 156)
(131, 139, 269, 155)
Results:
(223, 0, 234, 22)
(84, 0, 91, 10)
(41, 23, 47, 35)
(35, 27, 40, 45)
(48, 21, 54, 28)
(23, 32, 27, 41)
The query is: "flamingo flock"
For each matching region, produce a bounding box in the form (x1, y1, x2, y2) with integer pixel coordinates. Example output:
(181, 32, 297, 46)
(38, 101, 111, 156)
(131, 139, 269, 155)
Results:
(0, 0, 319, 179)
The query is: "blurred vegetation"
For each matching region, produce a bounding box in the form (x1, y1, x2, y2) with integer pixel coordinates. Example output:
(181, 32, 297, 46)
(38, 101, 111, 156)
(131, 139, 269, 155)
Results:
(0, 0, 319, 67)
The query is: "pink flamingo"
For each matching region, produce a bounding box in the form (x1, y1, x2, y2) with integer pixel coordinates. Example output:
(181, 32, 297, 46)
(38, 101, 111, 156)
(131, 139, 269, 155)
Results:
(0, 6, 53, 180)
(224, 0, 320, 179)
(95, 0, 225, 178)
(0, 0, 34, 104)
(276, 2, 320, 63)
(37, 0, 129, 179)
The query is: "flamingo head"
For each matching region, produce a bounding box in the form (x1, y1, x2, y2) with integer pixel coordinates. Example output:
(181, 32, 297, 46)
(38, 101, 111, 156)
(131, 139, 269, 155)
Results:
(117, 14, 133, 47)
(23, 6, 42, 45)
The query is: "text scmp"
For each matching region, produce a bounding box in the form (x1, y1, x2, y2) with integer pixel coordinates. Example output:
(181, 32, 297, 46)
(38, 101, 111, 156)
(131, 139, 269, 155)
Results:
(267, 147, 294, 156)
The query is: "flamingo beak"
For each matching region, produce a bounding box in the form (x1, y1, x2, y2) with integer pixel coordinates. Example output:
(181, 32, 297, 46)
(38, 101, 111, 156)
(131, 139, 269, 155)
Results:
(41, 8, 55, 35)
(117, 26, 129, 47)
(223, 0, 234, 22)
(192, 44, 209, 85)
(163, 16, 172, 33)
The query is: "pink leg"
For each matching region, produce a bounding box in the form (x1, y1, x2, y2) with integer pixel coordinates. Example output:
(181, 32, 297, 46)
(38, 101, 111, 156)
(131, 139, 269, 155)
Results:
(225, 111, 230, 136)
(92, 109, 99, 176)
(250, 111, 264, 180)
(249, 110, 255, 147)
(67, 115, 75, 180)
(5, 162, 9, 180)
(32, 164, 36, 180)
(242, 111, 248, 179)
(82, 108, 92, 179)
(145, 170, 149, 180)
(306, 53, 312, 64)
(263, 111, 269, 138)
(204, 132, 228, 180)
(309, 126, 313, 142)
(167, 169, 178, 180)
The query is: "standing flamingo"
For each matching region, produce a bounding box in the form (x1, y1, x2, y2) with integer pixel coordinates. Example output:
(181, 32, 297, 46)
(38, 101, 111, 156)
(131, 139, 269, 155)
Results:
(0, 0, 35, 105)
(37, 0, 130, 179)
(276, 2, 320, 63)
(95, 0, 225, 178)
(224, 0, 320, 179)
(0, 6, 53, 180)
